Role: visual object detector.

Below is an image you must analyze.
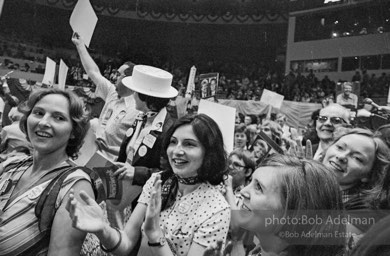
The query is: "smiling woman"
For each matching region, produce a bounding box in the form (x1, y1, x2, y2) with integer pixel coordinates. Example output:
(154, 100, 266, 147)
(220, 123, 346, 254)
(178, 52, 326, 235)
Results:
(322, 128, 390, 210)
(20, 89, 90, 159)
(0, 88, 94, 256)
(66, 113, 231, 256)
(226, 154, 345, 256)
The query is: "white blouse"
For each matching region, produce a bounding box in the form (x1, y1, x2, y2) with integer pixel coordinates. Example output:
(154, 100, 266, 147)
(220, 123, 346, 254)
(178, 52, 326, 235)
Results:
(138, 174, 231, 256)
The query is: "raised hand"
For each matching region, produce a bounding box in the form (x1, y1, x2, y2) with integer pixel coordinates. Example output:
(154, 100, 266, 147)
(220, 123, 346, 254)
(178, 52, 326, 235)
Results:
(143, 174, 163, 241)
(71, 32, 83, 47)
(287, 139, 313, 160)
(66, 189, 106, 234)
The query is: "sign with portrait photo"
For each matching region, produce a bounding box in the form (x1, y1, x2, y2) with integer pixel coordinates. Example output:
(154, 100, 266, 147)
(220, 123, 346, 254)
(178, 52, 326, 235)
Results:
(336, 81, 360, 110)
(199, 73, 219, 99)
(260, 89, 284, 109)
(336, 81, 360, 99)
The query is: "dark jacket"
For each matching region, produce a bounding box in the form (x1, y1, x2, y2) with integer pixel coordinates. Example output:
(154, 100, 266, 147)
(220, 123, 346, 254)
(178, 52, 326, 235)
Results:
(117, 110, 175, 186)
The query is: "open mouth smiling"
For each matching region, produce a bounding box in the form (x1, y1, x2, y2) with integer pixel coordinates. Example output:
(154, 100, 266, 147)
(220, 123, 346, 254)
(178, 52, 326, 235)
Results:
(35, 131, 52, 138)
(328, 161, 346, 173)
(241, 203, 252, 212)
(172, 158, 188, 165)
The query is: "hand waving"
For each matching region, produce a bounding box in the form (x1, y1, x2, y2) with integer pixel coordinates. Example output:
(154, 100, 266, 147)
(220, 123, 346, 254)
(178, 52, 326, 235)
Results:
(287, 139, 313, 159)
(66, 189, 105, 234)
(143, 174, 163, 240)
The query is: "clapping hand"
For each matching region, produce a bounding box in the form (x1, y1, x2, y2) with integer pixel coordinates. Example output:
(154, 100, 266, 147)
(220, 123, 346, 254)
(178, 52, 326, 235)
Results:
(66, 189, 106, 234)
(143, 174, 163, 241)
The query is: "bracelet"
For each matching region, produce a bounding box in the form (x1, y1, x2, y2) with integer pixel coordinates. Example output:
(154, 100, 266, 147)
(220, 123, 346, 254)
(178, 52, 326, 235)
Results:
(100, 227, 122, 253)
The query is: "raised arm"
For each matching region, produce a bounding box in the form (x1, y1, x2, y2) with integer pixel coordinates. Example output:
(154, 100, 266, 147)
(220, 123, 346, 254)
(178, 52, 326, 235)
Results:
(71, 32, 105, 86)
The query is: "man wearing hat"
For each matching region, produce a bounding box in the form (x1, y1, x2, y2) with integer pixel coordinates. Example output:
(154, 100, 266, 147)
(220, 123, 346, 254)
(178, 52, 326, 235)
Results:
(72, 32, 138, 161)
(106, 66, 177, 254)
(114, 65, 178, 187)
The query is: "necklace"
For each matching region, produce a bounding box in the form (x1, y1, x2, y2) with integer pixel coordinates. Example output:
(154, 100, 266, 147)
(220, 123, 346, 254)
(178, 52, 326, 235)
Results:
(175, 175, 200, 185)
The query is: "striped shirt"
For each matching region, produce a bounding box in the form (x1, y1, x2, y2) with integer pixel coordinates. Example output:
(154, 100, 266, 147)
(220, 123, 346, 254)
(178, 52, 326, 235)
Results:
(0, 156, 91, 256)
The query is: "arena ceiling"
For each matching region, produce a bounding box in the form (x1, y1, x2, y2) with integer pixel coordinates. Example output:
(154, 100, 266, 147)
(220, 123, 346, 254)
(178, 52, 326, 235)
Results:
(26, 0, 291, 16)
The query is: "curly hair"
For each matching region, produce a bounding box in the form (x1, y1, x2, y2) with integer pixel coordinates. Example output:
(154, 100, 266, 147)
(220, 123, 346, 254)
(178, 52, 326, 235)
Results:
(19, 88, 90, 159)
(161, 113, 227, 185)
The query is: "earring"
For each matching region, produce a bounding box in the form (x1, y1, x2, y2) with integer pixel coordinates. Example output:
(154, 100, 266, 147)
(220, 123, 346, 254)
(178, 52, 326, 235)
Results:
(361, 177, 368, 183)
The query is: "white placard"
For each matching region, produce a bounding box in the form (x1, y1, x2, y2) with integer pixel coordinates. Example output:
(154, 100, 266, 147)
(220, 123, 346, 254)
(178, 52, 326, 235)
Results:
(185, 66, 196, 98)
(387, 87, 390, 105)
(74, 118, 98, 166)
(0, 0, 4, 17)
(42, 57, 56, 86)
(198, 99, 235, 153)
(69, 0, 98, 48)
(260, 89, 285, 109)
(57, 59, 68, 90)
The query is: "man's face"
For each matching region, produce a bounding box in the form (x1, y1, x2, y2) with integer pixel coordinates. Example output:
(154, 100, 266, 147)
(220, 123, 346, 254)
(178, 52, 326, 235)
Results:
(343, 85, 352, 96)
(115, 64, 133, 98)
(316, 106, 348, 143)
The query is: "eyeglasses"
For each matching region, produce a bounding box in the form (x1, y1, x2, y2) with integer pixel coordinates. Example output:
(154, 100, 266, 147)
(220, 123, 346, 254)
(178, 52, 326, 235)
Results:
(262, 127, 271, 132)
(228, 160, 246, 170)
(317, 115, 347, 125)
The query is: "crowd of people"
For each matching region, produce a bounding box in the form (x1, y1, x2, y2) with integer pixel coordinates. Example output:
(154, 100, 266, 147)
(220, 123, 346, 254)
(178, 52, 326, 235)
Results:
(0, 30, 389, 256)
(3, 28, 390, 106)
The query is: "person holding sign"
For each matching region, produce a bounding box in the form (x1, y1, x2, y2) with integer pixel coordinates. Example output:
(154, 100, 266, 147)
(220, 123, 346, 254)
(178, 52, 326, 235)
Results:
(67, 114, 230, 256)
(72, 32, 137, 161)
(0, 89, 94, 255)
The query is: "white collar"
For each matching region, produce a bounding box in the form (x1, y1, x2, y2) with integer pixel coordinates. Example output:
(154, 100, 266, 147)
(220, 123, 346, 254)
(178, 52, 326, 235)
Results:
(150, 108, 167, 132)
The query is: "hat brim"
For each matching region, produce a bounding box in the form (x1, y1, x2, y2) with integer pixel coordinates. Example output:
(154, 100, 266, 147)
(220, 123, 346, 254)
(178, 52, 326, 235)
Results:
(122, 76, 178, 98)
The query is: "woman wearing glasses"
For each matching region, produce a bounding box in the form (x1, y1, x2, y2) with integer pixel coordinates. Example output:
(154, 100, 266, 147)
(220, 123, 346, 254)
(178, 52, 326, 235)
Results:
(226, 149, 256, 256)
(313, 104, 350, 161)
(227, 149, 256, 196)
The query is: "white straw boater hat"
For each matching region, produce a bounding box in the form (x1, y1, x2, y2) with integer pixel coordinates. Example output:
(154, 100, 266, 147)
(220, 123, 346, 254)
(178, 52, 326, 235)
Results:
(122, 65, 178, 98)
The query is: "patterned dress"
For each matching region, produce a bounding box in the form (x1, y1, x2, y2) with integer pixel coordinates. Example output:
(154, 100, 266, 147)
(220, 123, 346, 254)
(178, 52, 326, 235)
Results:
(137, 174, 231, 256)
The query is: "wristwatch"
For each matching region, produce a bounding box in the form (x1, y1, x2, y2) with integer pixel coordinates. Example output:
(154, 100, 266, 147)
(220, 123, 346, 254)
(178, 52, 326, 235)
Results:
(148, 236, 167, 247)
